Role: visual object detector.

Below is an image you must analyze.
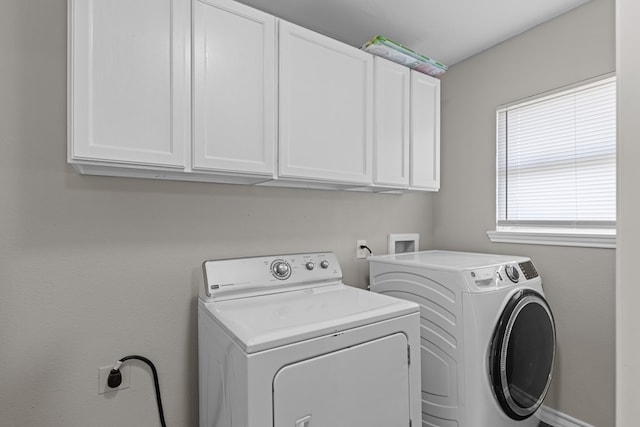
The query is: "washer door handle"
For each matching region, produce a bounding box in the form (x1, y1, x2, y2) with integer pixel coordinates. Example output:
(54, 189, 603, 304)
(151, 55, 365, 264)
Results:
(295, 414, 312, 427)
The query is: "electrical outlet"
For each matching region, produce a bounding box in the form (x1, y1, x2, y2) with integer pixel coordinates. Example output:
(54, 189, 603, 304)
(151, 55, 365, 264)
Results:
(356, 240, 367, 259)
(98, 364, 130, 394)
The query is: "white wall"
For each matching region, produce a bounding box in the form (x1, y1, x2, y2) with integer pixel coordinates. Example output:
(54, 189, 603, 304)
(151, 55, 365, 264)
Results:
(0, 1, 434, 425)
(434, 0, 616, 425)
(616, 0, 640, 425)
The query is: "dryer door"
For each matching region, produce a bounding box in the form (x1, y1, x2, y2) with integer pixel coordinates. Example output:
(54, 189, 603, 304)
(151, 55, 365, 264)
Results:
(489, 289, 556, 420)
(273, 332, 410, 427)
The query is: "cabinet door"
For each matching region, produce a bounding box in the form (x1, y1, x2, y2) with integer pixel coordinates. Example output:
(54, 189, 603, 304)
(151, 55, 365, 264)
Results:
(410, 71, 441, 190)
(374, 57, 410, 187)
(279, 21, 373, 185)
(68, 0, 189, 168)
(192, 0, 276, 176)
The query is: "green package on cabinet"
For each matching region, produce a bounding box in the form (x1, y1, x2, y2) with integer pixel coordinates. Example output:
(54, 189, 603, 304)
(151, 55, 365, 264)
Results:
(362, 35, 448, 77)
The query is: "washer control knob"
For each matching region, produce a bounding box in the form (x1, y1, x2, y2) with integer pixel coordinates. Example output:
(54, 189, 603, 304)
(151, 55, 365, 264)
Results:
(272, 261, 291, 279)
(505, 265, 520, 283)
(320, 260, 330, 269)
(305, 261, 315, 271)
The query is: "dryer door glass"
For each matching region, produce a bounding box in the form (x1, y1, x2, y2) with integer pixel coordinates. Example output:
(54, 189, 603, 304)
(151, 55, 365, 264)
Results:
(273, 333, 410, 427)
(489, 289, 556, 420)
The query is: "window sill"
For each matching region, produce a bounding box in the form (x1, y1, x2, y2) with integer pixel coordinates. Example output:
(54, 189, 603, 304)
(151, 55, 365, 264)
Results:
(487, 228, 616, 249)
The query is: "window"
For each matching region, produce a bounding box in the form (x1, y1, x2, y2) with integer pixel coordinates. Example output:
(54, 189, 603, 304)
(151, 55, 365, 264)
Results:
(488, 76, 616, 248)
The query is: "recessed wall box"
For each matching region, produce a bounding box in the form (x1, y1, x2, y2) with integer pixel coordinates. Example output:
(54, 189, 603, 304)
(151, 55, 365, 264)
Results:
(388, 233, 420, 254)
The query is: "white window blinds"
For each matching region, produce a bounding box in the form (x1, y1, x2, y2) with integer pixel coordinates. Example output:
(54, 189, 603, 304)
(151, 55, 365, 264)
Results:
(497, 76, 616, 229)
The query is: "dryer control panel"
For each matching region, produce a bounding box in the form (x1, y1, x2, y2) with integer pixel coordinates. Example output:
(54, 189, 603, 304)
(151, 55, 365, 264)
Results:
(464, 260, 540, 292)
(201, 252, 342, 301)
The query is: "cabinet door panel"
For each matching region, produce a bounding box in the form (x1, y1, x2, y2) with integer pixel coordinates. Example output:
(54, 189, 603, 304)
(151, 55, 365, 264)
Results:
(279, 22, 373, 184)
(69, 0, 189, 167)
(192, 0, 276, 175)
(411, 72, 441, 190)
(374, 58, 410, 187)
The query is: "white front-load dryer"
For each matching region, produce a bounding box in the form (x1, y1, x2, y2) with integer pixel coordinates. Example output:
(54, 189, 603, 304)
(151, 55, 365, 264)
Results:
(198, 252, 422, 427)
(368, 250, 556, 427)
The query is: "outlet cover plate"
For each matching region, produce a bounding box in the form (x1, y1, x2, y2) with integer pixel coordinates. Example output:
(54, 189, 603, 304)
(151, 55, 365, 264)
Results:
(356, 240, 367, 259)
(98, 364, 130, 394)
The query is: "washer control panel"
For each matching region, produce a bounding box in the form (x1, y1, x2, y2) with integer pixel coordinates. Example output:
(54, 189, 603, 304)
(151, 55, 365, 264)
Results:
(202, 252, 341, 300)
(465, 259, 540, 291)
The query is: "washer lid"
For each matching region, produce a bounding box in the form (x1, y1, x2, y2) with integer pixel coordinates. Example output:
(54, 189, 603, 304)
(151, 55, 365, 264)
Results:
(200, 284, 418, 353)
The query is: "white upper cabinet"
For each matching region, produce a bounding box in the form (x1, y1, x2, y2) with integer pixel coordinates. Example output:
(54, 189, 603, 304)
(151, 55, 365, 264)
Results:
(68, 0, 190, 168)
(68, 0, 441, 191)
(373, 57, 410, 188)
(192, 0, 276, 176)
(410, 71, 441, 191)
(278, 21, 373, 185)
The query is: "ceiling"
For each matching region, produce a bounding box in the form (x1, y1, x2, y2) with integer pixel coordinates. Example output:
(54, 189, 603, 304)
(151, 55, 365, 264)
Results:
(235, 0, 591, 67)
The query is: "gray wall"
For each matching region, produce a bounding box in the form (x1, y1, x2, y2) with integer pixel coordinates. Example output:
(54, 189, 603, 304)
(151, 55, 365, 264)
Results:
(435, 0, 616, 426)
(616, 0, 640, 424)
(0, 1, 433, 425)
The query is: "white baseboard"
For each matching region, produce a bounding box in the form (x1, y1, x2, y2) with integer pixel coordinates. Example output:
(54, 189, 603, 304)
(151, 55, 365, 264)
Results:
(537, 405, 595, 427)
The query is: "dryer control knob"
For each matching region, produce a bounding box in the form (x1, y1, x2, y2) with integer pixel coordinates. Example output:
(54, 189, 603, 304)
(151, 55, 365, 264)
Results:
(272, 261, 291, 279)
(505, 265, 520, 283)
(305, 261, 315, 271)
(320, 260, 329, 269)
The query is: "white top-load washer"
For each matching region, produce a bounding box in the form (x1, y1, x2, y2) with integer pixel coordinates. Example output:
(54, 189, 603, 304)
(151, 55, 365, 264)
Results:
(198, 252, 422, 427)
(368, 250, 556, 427)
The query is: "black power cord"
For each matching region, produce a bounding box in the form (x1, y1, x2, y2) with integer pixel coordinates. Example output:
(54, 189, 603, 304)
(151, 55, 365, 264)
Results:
(359, 244, 373, 255)
(107, 355, 167, 427)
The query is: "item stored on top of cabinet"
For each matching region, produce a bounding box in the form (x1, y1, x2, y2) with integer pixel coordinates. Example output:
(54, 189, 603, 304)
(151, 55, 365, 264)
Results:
(362, 35, 447, 77)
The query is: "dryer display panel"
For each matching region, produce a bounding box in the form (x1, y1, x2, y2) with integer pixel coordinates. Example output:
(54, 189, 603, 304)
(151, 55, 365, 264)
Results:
(273, 333, 410, 426)
(518, 261, 539, 280)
